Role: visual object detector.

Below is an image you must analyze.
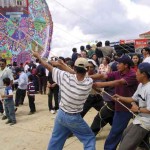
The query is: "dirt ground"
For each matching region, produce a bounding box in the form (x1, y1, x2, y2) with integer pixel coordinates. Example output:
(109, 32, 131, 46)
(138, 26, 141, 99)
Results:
(0, 93, 111, 150)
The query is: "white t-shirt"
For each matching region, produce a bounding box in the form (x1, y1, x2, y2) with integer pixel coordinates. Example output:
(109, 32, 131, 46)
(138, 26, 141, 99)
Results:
(143, 56, 150, 63)
(132, 82, 150, 131)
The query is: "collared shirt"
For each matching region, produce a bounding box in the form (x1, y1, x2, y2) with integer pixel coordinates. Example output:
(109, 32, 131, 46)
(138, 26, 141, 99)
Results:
(132, 82, 150, 131)
(14, 72, 28, 90)
(0, 67, 14, 87)
(107, 69, 138, 111)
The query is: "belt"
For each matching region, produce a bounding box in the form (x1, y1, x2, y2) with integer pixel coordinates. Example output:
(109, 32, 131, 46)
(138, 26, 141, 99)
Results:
(60, 109, 80, 115)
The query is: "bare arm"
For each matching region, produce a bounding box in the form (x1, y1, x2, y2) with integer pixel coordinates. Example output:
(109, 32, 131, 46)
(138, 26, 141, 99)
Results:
(112, 94, 150, 114)
(50, 60, 75, 74)
(90, 73, 107, 80)
(93, 78, 127, 88)
(32, 52, 53, 72)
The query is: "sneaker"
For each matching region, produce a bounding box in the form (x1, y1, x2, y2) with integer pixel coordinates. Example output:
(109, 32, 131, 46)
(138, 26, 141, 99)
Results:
(10, 122, 16, 126)
(50, 110, 55, 114)
(5, 120, 12, 124)
(2, 115, 7, 120)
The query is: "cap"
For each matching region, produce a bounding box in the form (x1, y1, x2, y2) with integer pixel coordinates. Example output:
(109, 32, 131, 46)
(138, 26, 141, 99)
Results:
(74, 58, 89, 70)
(138, 62, 150, 76)
(117, 55, 133, 66)
(88, 59, 97, 67)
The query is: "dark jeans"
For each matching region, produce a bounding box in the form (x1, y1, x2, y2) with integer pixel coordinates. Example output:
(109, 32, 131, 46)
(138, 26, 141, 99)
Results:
(15, 88, 26, 106)
(0, 100, 4, 113)
(48, 86, 59, 110)
(91, 101, 115, 136)
(104, 111, 133, 150)
(28, 95, 36, 112)
(38, 76, 47, 94)
(4, 100, 16, 123)
(80, 94, 104, 118)
(33, 75, 39, 92)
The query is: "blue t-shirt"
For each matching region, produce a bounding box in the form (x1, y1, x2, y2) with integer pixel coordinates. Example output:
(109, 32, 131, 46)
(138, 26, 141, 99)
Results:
(4, 86, 13, 101)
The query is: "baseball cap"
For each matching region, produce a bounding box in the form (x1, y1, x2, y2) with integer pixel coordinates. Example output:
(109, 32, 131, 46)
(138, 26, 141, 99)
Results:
(88, 59, 97, 67)
(74, 58, 89, 70)
(117, 55, 133, 66)
(138, 62, 150, 76)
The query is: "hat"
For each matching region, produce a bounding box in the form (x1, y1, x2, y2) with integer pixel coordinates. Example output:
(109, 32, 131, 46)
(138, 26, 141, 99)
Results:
(88, 59, 97, 67)
(117, 55, 133, 66)
(75, 58, 89, 70)
(15, 67, 21, 73)
(138, 62, 150, 76)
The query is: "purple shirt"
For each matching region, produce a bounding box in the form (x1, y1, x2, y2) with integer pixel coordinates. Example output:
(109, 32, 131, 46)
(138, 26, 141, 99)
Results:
(107, 69, 138, 111)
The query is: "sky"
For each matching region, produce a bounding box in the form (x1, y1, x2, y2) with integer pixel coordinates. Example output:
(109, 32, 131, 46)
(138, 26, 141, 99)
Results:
(46, 0, 150, 58)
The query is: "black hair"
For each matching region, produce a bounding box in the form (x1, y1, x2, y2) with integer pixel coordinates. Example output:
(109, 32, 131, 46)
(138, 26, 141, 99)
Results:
(96, 41, 102, 47)
(72, 48, 77, 52)
(80, 46, 85, 51)
(86, 45, 91, 50)
(13, 62, 17, 66)
(0, 58, 6, 64)
(3, 78, 11, 86)
(36, 59, 39, 63)
(141, 47, 150, 54)
(131, 54, 141, 65)
(28, 75, 34, 81)
(139, 70, 150, 79)
(105, 40, 110, 46)
(74, 66, 87, 74)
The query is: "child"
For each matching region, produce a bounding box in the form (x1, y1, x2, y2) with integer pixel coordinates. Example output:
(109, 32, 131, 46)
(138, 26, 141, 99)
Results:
(1, 78, 16, 125)
(27, 75, 36, 115)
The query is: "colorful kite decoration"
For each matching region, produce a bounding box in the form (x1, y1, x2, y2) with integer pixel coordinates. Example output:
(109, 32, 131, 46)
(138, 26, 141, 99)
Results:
(0, 0, 53, 64)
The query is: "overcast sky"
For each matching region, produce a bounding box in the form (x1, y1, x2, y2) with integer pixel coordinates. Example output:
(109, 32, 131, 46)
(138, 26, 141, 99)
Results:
(46, 0, 150, 58)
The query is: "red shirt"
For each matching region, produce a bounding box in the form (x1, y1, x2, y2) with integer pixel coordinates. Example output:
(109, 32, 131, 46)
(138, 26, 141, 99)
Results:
(107, 69, 138, 111)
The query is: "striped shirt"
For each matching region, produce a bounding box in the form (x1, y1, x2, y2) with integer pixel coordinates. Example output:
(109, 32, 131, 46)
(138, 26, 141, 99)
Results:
(52, 68, 93, 113)
(27, 82, 35, 96)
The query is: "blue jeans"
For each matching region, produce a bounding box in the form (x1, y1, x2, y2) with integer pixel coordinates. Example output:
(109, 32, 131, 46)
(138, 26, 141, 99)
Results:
(104, 111, 132, 150)
(48, 109, 96, 150)
(4, 100, 16, 123)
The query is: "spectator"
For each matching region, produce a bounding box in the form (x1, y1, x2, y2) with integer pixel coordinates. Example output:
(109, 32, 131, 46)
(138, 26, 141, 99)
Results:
(14, 68, 28, 106)
(27, 75, 36, 115)
(1, 78, 16, 125)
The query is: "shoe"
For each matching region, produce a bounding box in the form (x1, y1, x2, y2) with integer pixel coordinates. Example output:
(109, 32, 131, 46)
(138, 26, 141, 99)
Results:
(5, 120, 12, 124)
(10, 122, 16, 125)
(50, 110, 55, 114)
(28, 112, 34, 115)
(15, 108, 18, 112)
(68, 133, 73, 138)
(2, 115, 7, 120)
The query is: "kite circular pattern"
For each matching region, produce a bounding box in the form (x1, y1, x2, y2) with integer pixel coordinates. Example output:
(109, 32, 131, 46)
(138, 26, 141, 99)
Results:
(0, 0, 53, 64)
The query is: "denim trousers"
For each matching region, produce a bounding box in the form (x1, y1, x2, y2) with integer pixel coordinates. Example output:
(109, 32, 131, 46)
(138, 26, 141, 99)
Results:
(47, 109, 96, 150)
(4, 100, 16, 123)
(104, 111, 132, 150)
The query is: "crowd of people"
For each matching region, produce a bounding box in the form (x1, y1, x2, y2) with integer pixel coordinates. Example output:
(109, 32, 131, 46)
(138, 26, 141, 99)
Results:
(0, 40, 150, 150)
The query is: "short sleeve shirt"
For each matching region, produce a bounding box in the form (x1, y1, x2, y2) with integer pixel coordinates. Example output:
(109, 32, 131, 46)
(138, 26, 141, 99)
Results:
(107, 70, 138, 111)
